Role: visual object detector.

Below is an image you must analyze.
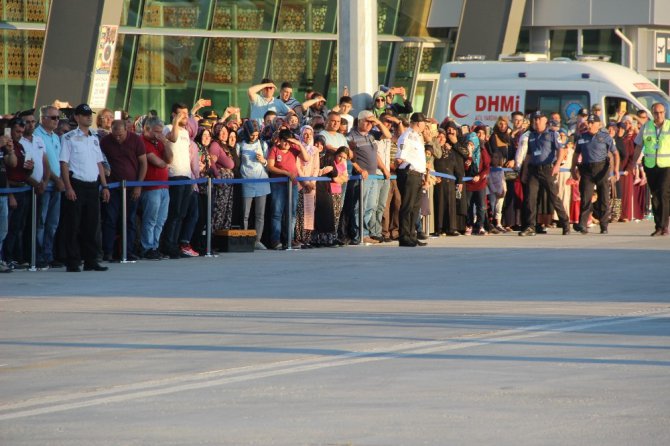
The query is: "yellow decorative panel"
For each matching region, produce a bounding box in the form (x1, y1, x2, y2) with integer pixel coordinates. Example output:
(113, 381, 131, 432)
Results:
(1, 0, 49, 22)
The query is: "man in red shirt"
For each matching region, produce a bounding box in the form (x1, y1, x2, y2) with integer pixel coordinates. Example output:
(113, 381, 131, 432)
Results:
(139, 117, 172, 260)
(100, 120, 147, 261)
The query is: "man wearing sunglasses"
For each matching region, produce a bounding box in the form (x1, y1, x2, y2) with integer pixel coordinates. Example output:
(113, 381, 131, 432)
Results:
(34, 105, 64, 268)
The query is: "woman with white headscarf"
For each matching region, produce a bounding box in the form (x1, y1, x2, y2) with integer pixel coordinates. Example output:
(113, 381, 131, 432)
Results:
(295, 125, 320, 248)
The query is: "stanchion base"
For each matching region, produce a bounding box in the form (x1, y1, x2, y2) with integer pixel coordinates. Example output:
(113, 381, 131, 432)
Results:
(120, 260, 137, 264)
(204, 254, 219, 258)
(28, 267, 38, 272)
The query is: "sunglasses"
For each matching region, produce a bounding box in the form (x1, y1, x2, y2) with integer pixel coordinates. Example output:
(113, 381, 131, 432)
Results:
(45, 116, 60, 121)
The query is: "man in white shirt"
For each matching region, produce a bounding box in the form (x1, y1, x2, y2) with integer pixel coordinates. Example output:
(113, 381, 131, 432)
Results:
(396, 112, 429, 247)
(59, 103, 110, 272)
(161, 102, 194, 258)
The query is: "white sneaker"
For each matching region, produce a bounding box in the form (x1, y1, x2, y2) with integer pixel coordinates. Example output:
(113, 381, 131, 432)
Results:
(255, 241, 267, 250)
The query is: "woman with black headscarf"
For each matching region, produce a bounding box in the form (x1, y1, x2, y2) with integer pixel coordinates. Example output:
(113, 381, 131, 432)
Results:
(433, 126, 465, 236)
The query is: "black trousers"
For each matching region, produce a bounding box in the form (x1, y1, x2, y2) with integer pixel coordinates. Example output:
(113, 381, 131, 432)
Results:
(578, 160, 611, 229)
(397, 169, 423, 243)
(644, 165, 670, 230)
(523, 164, 569, 229)
(161, 177, 192, 255)
(59, 179, 102, 267)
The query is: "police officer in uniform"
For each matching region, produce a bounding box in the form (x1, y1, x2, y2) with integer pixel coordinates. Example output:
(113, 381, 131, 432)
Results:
(396, 112, 429, 247)
(519, 111, 571, 236)
(59, 104, 110, 272)
(571, 114, 619, 234)
(635, 102, 670, 236)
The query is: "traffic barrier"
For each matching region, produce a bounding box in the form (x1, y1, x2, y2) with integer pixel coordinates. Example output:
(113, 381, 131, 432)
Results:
(0, 169, 647, 270)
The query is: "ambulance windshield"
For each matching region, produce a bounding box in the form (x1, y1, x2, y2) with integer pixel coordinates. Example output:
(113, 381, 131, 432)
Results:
(632, 91, 670, 112)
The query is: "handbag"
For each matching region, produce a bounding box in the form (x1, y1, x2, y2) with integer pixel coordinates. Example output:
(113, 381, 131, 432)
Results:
(504, 170, 519, 181)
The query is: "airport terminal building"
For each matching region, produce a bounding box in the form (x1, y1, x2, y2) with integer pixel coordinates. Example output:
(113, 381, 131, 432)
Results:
(2, 0, 670, 118)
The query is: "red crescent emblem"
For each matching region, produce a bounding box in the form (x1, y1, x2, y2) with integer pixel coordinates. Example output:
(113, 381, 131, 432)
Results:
(450, 94, 468, 119)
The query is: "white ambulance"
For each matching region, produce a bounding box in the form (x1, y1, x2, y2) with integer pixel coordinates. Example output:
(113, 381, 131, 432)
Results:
(433, 56, 670, 127)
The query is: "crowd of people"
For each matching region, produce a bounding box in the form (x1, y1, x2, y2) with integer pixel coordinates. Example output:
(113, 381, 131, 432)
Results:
(1, 80, 668, 273)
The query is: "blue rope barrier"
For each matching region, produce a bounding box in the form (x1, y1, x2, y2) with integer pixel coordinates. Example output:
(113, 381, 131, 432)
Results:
(0, 186, 32, 193)
(0, 168, 632, 194)
(211, 177, 287, 185)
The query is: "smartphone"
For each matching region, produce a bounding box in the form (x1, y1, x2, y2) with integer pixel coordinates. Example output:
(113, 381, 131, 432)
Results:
(4, 127, 11, 138)
(202, 99, 212, 107)
(114, 110, 122, 120)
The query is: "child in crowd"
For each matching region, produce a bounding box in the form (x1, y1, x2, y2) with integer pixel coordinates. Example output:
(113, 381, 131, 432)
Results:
(487, 151, 507, 233)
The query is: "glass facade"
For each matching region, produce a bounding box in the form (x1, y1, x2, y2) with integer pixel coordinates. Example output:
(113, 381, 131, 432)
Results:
(2, 0, 633, 118)
(0, 0, 447, 117)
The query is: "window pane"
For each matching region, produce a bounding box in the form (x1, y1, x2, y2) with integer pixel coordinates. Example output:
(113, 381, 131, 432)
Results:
(583, 29, 622, 64)
(2, 0, 50, 22)
(549, 30, 577, 60)
(378, 42, 394, 87)
(394, 45, 419, 83)
(276, 0, 337, 33)
(0, 30, 43, 114)
(378, 0, 432, 37)
(213, 0, 279, 32)
(127, 35, 206, 119)
(142, 0, 214, 29)
(420, 47, 447, 73)
(120, 0, 143, 27)
(200, 37, 264, 118)
(516, 28, 530, 53)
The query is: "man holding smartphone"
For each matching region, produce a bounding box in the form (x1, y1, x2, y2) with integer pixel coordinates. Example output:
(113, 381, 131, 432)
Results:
(3, 117, 38, 269)
(1, 125, 18, 272)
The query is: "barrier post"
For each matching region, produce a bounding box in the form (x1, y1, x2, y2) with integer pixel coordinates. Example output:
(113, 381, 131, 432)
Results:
(359, 176, 364, 242)
(120, 180, 133, 264)
(286, 176, 294, 251)
(205, 177, 213, 257)
(28, 187, 37, 272)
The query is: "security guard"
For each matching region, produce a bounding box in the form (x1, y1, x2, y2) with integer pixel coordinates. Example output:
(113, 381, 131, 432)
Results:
(59, 103, 110, 272)
(571, 114, 620, 234)
(519, 110, 570, 236)
(635, 102, 670, 236)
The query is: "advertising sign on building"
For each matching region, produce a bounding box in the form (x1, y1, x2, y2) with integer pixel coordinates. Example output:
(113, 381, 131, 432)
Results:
(654, 32, 670, 70)
(89, 25, 118, 108)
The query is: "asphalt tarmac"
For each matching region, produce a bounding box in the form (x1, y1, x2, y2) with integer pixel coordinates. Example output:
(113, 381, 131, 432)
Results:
(1, 220, 668, 445)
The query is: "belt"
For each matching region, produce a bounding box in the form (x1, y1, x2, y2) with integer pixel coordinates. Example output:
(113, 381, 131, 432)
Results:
(71, 177, 99, 186)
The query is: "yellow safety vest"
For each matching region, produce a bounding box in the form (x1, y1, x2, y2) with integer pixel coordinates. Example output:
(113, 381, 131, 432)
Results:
(642, 120, 670, 168)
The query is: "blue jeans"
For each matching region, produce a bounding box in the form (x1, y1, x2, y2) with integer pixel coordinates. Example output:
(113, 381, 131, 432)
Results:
(102, 188, 139, 256)
(0, 195, 8, 258)
(36, 189, 61, 263)
(349, 177, 381, 239)
(466, 189, 488, 231)
(371, 178, 390, 238)
(4, 190, 29, 263)
(140, 188, 169, 252)
(270, 180, 298, 245)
